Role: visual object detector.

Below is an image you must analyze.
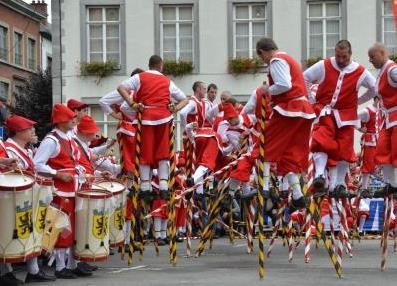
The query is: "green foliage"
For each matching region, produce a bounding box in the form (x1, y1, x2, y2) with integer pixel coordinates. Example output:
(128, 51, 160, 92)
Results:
(11, 68, 52, 141)
(389, 54, 397, 63)
(80, 61, 118, 83)
(162, 60, 194, 77)
(228, 57, 264, 75)
(305, 57, 322, 68)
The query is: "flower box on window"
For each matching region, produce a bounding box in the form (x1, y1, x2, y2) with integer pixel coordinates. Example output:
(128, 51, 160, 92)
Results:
(228, 57, 264, 75)
(305, 57, 322, 69)
(389, 54, 397, 63)
(80, 61, 119, 84)
(162, 60, 194, 77)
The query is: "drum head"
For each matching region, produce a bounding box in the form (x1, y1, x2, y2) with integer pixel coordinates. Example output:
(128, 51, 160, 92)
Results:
(0, 172, 35, 190)
(94, 181, 125, 195)
(77, 189, 113, 199)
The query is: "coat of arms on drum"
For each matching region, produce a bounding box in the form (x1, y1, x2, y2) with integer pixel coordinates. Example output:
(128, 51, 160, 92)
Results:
(15, 201, 33, 239)
(35, 201, 48, 233)
(92, 210, 109, 239)
(113, 207, 124, 231)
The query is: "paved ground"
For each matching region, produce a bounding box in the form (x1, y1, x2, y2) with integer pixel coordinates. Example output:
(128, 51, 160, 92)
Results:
(13, 238, 397, 286)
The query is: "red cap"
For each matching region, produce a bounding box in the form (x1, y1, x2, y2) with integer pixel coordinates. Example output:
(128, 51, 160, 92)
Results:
(67, 99, 88, 111)
(52, 104, 77, 124)
(77, 115, 100, 134)
(5, 115, 36, 132)
(223, 103, 239, 120)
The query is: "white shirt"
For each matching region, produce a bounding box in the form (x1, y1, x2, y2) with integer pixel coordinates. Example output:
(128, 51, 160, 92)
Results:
(304, 57, 376, 104)
(243, 89, 258, 115)
(179, 96, 214, 129)
(268, 57, 292, 95)
(99, 90, 126, 115)
(120, 70, 186, 103)
(33, 129, 77, 175)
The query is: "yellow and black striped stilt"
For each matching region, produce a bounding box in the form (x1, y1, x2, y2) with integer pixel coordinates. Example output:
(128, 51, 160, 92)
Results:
(128, 111, 142, 265)
(256, 86, 267, 279)
(167, 122, 178, 266)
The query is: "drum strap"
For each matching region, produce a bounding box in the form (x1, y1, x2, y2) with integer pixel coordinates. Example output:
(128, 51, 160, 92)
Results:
(51, 132, 77, 163)
(73, 138, 91, 163)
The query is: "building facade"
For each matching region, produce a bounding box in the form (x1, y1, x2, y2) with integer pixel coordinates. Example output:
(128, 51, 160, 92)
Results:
(0, 0, 48, 106)
(52, 0, 394, 148)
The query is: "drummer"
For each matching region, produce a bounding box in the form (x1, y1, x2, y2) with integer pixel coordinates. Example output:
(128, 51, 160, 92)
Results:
(0, 139, 16, 170)
(0, 115, 55, 284)
(34, 104, 93, 279)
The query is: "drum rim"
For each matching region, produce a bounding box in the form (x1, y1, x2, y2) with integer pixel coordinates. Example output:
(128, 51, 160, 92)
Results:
(0, 172, 35, 191)
(92, 180, 126, 195)
(35, 176, 54, 186)
(77, 189, 113, 199)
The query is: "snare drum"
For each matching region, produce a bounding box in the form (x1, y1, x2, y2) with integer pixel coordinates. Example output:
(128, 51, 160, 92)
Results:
(94, 181, 126, 247)
(0, 172, 36, 263)
(32, 176, 54, 254)
(41, 205, 70, 256)
(74, 189, 112, 262)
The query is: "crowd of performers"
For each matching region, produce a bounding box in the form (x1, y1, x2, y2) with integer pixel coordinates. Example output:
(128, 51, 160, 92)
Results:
(1, 37, 397, 284)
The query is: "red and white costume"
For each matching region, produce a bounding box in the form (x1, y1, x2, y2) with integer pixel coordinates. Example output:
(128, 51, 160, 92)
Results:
(120, 70, 186, 193)
(304, 57, 376, 189)
(372, 60, 397, 189)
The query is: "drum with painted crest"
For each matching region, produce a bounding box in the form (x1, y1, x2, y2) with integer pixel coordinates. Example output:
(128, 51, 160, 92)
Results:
(32, 176, 54, 254)
(74, 188, 112, 262)
(0, 172, 36, 263)
(93, 180, 126, 247)
(41, 205, 70, 255)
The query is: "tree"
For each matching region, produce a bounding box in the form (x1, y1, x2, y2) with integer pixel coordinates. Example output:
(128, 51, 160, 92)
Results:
(11, 68, 53, 141)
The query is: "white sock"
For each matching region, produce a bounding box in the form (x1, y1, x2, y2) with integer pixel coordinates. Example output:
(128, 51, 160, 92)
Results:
(161, 219, 168, 239)
(139, 164, 151, 192)
(27, 257, 40, 275)
(229, 178, 240, 192)
(158, 160, 169, 190)
(359, 216, 366, 232)
(241, 182, 250, 195)
(313, 152, 328, 178)
(336, 161, 349, 186)
(154, 218, 162, 239)
(0, 263, 12, 275)
(55, 248, 66, 271)
(263, 162, 271, 191)
(329, 167, 337, 189)
(362, 173, 370, 190)
(66, 247, 77, 270)
(383, 164, 397, 187)
(193, 165, 208, 194)
(124, 220, 131, 244)
(282, 176, 289, 192)
(286, 172, 303, 200)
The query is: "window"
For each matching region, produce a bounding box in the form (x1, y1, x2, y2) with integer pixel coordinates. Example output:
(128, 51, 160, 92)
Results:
(0, 26, 8, 62)
(0, 81, 9, 102)
(86, 6, 120, 64)
(89, 105, 118, 138)
(28, 38, 36, 70)
(307, 1, 341, 59)
(232, 3, 268, 58)
(14, 32, 23, 66)
(160, 5, 194, 62)
(382, 0, 397, 54)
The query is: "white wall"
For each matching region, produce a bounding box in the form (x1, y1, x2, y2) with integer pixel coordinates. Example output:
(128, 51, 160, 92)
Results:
(41, 36, 52, 70)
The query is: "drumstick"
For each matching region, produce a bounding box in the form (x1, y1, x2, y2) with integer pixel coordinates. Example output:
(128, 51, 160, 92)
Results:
(15, 165, 27, 182)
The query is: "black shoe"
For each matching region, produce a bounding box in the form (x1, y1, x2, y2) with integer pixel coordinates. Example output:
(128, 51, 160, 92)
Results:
(156, 238, 166, 246)
(360, 189, 372, 199)
(72, 266, 93, 277)
(334, 185, 348, 198)
(55, 268, 77, 279)
(259, 189, 270, 199)
(176, 236, 184, 243)
(291, 197, 306, 210)
(139, 191, 153, 204)
(0, 272, 24, 285)
(163, 237, 170, 244)
(374, 184, 392, 198)
(347, 190, 357, 199)
(160, 190, 170, 200)
(313, 176, 326, 193)
(78, 262, 98, 272)
(279, 190, 289, 200)
(240, 189, 257, 199)
(25, 270, 56, 283)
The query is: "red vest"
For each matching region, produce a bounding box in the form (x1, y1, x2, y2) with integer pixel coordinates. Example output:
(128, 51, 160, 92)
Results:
(135, 71, 172, 124)
(268, 53, 315, 119)
(361, 106, 377, 146)
(377, 60, 397, 129)
(0, 140, 6, 158)
(186, 96, 212, 128)
(74, 139, 94, 175)
(4, 140, 34, 174)
(316, 58, 365, 126)
(46, 131, 80, 196)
